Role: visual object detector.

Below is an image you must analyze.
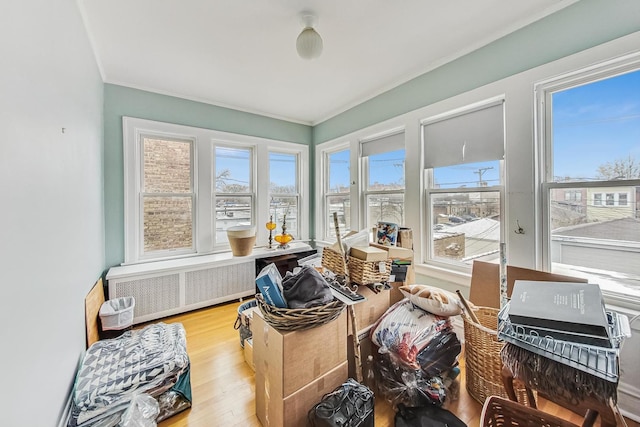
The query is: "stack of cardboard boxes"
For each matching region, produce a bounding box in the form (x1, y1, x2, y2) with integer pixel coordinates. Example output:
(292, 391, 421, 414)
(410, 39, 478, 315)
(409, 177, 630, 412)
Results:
(346, 240, 415, 381)
(253, 310, 348, 427)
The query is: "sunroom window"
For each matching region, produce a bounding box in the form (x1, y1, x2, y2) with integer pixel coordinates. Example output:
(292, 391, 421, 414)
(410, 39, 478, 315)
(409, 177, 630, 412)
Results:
(423, 99, 505, 267)
(539, 61, 640, 299)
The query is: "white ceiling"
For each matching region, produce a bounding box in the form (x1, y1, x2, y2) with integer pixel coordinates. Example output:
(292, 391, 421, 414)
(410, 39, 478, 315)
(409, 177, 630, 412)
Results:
(79, 0, 578, 125)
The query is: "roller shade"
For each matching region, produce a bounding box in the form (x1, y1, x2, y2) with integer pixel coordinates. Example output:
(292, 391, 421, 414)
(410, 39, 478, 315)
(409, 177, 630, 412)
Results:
(423, 101, 504, 168)
(361, 131, 404, 157)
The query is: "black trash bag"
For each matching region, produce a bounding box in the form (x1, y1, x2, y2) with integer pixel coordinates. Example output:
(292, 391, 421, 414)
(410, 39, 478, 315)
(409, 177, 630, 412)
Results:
(394, 403, 466, 427)
(308, 378, 374, 427)
(282, 265, 334, 308)
(416, 329, 461, 378)
(375, 352, 447, 408)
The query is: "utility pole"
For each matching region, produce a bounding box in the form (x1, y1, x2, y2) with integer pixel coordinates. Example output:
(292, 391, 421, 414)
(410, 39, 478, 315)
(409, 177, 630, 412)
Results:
(474, 166, 493, 187)
(474, 166, 493, 217)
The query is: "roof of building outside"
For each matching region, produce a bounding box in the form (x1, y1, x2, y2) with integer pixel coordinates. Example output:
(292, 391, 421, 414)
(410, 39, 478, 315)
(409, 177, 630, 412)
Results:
(552, 217, 640, 242)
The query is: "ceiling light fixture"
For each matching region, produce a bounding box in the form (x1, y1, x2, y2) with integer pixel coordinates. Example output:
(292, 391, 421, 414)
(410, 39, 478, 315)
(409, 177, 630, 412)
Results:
(296, 12, 323, 60)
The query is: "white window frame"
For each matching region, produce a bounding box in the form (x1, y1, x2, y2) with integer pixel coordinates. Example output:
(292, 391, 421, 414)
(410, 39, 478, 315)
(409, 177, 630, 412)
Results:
(317, 142, 352, 241)
(421, 98, 506, 271)
(123, 117, 308, 265)
(213, 143, 256, 249)
(360, 129, 406, 231)
(268, 149, 303, 239)
(537, 52, 640, 303)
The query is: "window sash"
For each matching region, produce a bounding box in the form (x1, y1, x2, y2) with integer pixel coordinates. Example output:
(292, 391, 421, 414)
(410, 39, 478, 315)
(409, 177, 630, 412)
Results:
(424, 156, 504, 267)
(537, 55, 640, 300)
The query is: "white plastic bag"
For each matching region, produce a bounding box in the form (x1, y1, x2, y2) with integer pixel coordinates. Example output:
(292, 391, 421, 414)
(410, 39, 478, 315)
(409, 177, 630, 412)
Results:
(120, 393, 160, 427)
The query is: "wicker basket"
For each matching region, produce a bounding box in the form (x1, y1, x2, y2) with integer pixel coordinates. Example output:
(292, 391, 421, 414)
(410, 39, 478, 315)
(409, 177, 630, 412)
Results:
(481, 395, 579, 427)
(463, 307, 534, 406)
(255, 293, 345, 332)
(321, 247, 392, 285)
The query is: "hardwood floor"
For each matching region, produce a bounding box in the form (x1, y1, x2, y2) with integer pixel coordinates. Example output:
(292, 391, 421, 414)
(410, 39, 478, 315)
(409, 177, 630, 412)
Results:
(154, 301, 637, 427)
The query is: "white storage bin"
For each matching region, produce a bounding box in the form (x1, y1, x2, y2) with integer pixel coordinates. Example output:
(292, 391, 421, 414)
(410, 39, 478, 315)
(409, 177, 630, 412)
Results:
(99, 296, 135, 330)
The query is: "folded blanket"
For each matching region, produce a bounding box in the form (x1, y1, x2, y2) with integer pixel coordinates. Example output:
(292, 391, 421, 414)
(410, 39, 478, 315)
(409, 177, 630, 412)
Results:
(73, 323, 189, 414)
(282, 265, 333, 308)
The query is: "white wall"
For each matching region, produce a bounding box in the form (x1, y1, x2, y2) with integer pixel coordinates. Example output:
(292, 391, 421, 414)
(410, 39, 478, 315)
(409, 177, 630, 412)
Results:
(0, 1, 104, 425)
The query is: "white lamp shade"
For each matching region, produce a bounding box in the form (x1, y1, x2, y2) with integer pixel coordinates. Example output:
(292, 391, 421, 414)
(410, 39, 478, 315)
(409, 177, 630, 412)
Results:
(296, 27, 323, 59)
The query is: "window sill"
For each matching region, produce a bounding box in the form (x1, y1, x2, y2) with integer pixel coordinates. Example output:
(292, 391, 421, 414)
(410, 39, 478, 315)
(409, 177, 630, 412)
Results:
(414, 263, 472, 289)
(107, 241, 313, 280)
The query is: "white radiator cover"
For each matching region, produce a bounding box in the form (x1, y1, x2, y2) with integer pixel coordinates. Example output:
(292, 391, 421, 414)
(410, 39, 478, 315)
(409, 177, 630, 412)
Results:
(106, 242, 313, 324)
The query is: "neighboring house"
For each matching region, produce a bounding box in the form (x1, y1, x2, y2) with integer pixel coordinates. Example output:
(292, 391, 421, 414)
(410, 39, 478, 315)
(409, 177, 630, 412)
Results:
(587, 185, 637, 222)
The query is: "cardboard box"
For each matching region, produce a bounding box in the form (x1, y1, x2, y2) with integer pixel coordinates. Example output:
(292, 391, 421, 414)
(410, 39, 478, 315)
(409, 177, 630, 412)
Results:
(469, 261, 587, 308)
(350, 246, 388, 262)
(253, 310, 347, 397)
(369, 243, 414, 260)
(244, 337, 255, 371)
(398, 228, 413, 249)
(389, 282, 405, 305)
(256, 361, 348, 427)
(351, 286, 391, 334)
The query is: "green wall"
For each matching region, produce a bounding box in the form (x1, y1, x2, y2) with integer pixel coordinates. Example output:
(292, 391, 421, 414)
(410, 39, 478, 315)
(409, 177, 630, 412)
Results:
(104, 0, 640, 267)
(104, 85, 312, 268)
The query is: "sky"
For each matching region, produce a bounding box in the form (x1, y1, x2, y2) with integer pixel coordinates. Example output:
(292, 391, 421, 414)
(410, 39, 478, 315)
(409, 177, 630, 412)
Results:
(553, 68, 640, 180)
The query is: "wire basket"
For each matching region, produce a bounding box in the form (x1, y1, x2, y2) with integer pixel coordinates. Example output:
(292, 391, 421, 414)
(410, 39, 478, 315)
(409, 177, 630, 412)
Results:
(463, 307, 534, 406)
(481, 395, 579, 427)
(255, 293, 345, 332)
(321, 247, 392, 285)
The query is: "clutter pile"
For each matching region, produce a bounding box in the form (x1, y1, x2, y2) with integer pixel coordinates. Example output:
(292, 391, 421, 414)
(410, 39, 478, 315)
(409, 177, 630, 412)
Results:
(498, 280, 631, 405)
(369, 284, 463, 408)
(255, 262, 345, 332)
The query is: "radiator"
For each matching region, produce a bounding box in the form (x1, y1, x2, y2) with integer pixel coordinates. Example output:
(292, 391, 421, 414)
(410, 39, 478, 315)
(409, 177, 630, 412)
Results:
(108, 260, 255, 324)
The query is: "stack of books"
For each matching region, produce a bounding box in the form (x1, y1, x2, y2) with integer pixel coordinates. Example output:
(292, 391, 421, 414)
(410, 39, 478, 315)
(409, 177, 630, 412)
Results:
(497, 280, 630, 382)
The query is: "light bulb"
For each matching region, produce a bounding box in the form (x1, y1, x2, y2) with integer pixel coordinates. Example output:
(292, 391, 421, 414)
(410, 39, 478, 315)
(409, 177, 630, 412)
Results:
(296, 27, 323, 60)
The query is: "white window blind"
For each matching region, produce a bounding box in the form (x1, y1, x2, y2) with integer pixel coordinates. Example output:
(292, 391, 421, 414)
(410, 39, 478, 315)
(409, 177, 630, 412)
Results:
(423, 101, 504, 168)
(361, 131, 404, 157)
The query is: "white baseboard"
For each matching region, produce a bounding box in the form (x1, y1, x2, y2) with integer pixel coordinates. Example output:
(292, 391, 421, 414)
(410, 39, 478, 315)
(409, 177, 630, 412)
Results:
(618, 381, 640, 422)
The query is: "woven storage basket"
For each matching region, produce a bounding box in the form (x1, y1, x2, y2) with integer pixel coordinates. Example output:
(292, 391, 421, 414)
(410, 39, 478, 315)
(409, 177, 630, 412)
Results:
(255, 293, 345, 332)
(321, 247, 392, 285)
(481, 395, 578, 427)
(464, 307, 534, 406)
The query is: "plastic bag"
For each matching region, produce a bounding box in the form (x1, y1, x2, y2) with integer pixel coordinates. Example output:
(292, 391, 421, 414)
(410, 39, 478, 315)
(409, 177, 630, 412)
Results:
(370, 300, 452, 369)
(416, 329, 461, 377)
(120, 394, 160, 427)
(374, 352, 447, 408)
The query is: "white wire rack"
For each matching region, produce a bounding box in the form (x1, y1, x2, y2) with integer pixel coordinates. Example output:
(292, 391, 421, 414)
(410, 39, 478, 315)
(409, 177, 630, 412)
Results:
(497, 304, 631, 383)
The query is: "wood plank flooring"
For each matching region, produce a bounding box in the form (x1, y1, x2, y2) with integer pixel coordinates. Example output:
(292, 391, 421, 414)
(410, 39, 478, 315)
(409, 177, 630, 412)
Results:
(154, 300, 638, 427)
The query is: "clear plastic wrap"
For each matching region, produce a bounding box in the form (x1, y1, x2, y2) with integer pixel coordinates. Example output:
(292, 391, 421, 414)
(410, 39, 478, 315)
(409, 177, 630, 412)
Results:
(370, 300, 454, 369)
(120, 394, 159, 427)
(375, 351, 447, 408)
(369, 299, 462, 409)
